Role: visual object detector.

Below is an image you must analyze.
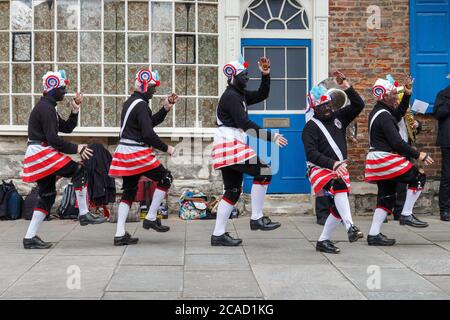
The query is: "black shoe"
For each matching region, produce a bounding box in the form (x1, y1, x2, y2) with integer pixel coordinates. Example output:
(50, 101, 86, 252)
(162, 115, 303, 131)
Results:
(211, 232, 242, 246)
(23, 236, 53, 249)
(347, 225, 364, 242)
(79, 212, 106, 226)
(367, 233, 396, 246)
(440, 211, 450, 222)
(250, 216, 281, 231)
(316, 240, 340, 254)
(114, 231, 139, 246)
(143, 218, 170, 232)
(399, 214, 429, 228)
(317, 217, 327, 226)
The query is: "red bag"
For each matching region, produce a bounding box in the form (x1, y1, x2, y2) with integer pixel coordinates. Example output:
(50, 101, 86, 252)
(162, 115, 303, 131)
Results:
(135, 176, 158, 206)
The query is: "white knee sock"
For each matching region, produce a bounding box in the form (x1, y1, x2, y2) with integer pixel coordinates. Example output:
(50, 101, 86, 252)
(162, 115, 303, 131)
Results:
(318, 214, 342, 241)
(333, 192, 354, 230)
(115, 201, 130, 237)
(213, 199, 234, 236)
(145, 188, 166, 221)
(25, 210, 47, 239)
(369, 208, 388, 236)
(251, 183, 268, 220)
(75, 186, 89, 216)
(401, 189, 422, 216)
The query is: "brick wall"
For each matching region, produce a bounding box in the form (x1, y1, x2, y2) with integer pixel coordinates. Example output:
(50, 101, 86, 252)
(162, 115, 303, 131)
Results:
(328, 0, 442, 181)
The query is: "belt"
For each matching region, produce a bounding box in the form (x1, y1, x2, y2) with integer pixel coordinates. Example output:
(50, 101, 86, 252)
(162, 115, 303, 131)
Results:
(27, 140, 48, 146)
(119, 138, 148, 147)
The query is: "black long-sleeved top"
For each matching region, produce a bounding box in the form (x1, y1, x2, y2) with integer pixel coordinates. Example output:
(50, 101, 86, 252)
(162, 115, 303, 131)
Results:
(120, 92, 169, 152)
(27, 95, 78, 154)
(302, 86, 365, 170)
(434, 85, 450, 147)
(368, 93, 420, 159)
(216, 74, 273, 141)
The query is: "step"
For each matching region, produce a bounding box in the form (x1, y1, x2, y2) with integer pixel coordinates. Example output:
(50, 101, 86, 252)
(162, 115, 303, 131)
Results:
(239, 194, 314, 216)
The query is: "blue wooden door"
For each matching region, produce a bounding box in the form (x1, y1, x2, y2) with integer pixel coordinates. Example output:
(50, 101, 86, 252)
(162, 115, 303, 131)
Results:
(241, 39, 311, 194)
(410, 0, 450, 112)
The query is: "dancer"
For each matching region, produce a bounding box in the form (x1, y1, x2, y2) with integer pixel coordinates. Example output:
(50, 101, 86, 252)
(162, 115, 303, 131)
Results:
(23, 70, 105, 249)
(365, 75, 433, 246)
(109, 68, 179, 246)
(302, 71, 365, 254)
(211, 57, 288, 246)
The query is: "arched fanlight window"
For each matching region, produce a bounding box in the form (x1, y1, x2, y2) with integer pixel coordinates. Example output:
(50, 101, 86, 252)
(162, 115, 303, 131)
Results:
(242, 0, 309, 30)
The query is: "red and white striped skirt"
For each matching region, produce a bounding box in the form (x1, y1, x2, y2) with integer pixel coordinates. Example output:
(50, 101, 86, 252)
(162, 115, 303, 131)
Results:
(109, 144, 161, 177)
(22, 145, 72, 183)
(365, 151, 412, 182)
(211, 139, 257, 170)
(308, 166, 351, 195)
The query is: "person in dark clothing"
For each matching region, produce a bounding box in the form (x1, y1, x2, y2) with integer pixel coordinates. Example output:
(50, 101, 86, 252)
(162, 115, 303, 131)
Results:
(434, 84, 450, 221)
(302, 71, 365, 254)
(211, 57, 288, 247)
(23, 70, 105, 250)
(315, 196, 331, 225)
(109, 68, 179, 246)
(365, 75, 434, 246)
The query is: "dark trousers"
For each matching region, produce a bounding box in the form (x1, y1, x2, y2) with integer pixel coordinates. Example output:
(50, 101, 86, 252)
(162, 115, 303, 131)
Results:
(439, 147, 450, 213)
(315, 196, 331, 222)
(36, 161, 80, 214)
(393, 182, 407, 217)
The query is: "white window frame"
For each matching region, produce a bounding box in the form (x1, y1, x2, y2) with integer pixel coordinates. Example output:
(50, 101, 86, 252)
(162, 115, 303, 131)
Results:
(0, 0, 220, 137)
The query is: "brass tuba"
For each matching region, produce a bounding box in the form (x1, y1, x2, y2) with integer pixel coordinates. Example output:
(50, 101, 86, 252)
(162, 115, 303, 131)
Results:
(317, 77, 358, 143)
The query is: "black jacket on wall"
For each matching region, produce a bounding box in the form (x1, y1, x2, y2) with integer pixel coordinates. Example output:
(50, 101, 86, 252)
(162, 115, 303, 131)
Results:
(434, 85, 450, 148)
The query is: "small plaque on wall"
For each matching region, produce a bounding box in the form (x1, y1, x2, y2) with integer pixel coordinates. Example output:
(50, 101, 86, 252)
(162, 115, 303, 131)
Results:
(263, 118, 290, 128)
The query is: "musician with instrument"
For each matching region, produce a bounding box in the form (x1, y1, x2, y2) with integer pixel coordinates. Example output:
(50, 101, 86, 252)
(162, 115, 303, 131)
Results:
(365, 75, 434, 246)
(302, 71, 365, 254)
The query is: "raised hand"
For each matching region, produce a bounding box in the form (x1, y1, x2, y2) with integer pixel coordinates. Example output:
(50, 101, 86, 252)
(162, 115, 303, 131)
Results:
(71, 92, 83, 113)
(258, 57, 271, 75)
(333, 70, 350, 89)
(77, 144, 93, 160)
(273, 133, 288, 147)
(404, 74, 414, 95)
(164, 93, 179, 111)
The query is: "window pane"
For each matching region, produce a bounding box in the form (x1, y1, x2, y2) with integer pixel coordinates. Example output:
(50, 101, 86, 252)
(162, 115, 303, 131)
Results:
(287, 48, 307, 78)
(104, 96, 123, 127)
(0, 1, 9, 30)
(12, 96, 31, 125)
(152, 33, 172, 64)
(128, 33, 149, 63)
(152, 2, 172, 32)
(0, 95, 9, 125)
(198, 66, 217, 96)
(246, 80, 264, 110)
(287, 80, 307, 110)
(244, 48, 264, 78)
(127, 64, 147, 93)
(175, 66, 195, 96)
(0, 64, 9, 92)
(80, 32, 101, 62)
(152, 64, 172, 96)
(34, 32, 53, 61)
(266, 48, 284, 78)
(104, 32, 125, 62)
(128, 1, 148, 31)
(198, 35, 217, 65)
(175, 3, 195, 32)
(81, 96, 102, 127)
(198, 4, 218, 33)
(266, 80, 285, 110)
(175, 97, 195, 127)
(104, 0, 125, 30)
(80, 64, 101, 94)
(152, 96, 172, 127)
(57, 0, 79, 30)
(34, 0, 54, 30)
(57, 32, 78, 62)
(13, 33, 31, 61)
(12, 63, 31, 93)
(12, 0, 32, 30)
(104, 64, 125, 95)
(34, 63, 53, 94)
(175, 35, 195, 64)
(0, 32, 9, 61)
(57, 64, 77, 94)
(198, 98, 217, 128)
(81, 0, 101, 30)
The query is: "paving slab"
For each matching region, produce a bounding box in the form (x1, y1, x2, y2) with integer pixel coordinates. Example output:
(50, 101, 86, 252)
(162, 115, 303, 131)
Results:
(252, 264, 366, 300)
(49, 240, 127, 256)
(185, 240, 245, 255)
(185, 253, 250, 271)
(183, 271, 262, 299)
(364, 291, 450, 300)
(424, 276, 450, 295)
(107, 266, 183, 292)
(102, 291, 182, 300)
(121, 242, 184, 266)
(0, 254, 44, 295)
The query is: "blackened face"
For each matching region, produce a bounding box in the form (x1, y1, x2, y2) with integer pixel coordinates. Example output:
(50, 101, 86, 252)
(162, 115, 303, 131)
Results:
(144, 84, 157, 100)
(234, 70, 249, 90)
(52, 86, 67, 102)
(314, 102, 334, 121)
